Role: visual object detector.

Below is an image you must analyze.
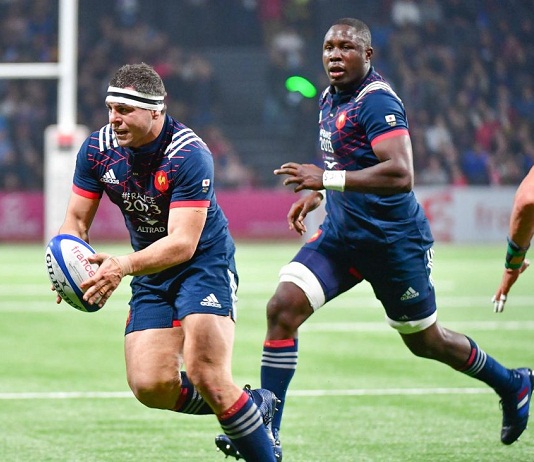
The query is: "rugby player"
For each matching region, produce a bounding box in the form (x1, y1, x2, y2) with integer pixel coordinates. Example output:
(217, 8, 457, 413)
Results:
(54, 63, 278, 461)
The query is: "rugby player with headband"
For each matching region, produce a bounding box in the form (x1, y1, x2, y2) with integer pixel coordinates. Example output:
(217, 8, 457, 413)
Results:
(52, 63, 279, 462)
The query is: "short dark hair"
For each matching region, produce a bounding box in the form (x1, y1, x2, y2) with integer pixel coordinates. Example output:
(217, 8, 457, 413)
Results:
(331, 18, 372, 47)
(109, 63, 166, 97)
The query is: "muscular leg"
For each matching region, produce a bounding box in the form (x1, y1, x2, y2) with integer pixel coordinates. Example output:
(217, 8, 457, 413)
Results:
(262, 282, 314, 441)
(125, 327, 185, 409)
(180, 313, 242, 413)
(182, 313, 277, 461)
(399, 320, 534, 445)
(400, 322, 471, 369)
(266, 282, 314, 339)
(400, 321, 520, 396)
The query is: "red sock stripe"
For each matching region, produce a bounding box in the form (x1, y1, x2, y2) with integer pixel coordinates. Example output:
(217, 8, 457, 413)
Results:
(172, 387, 188, 412)
(458, 346, 477, 372)
(263, 338, 295, 348)
(518, 386, 529, 401)
(218, 391, 250, 420)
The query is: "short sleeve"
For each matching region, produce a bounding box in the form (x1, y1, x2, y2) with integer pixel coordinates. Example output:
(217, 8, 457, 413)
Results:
(358, 91, 409, 144)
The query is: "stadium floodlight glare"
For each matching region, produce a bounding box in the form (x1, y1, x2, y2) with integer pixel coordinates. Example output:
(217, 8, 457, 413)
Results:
(285, 76, 317, 98)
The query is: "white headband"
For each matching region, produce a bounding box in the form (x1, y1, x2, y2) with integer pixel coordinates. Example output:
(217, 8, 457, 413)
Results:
(105, 86, 165, 111)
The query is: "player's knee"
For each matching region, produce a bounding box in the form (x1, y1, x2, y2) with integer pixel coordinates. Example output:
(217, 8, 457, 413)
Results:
(405, 340, 436, 359)
(185, 366, 231, 407)
(401, 325, 453, 360)
(128, 373, 179, 409)
(266, 288, 311, 332)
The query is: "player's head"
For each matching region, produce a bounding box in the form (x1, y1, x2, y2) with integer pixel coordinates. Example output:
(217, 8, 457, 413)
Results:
(106, 63, 167, 113)
(322, 18, 373, 91)
(106, 63, 167, 148)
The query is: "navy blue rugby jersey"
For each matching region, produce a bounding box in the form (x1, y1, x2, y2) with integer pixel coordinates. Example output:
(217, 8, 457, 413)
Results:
(72, 115, 230, 252)
(318, 67, 432, 245)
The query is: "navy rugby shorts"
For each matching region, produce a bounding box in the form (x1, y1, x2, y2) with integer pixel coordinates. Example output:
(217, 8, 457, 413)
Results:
(125, 242, 238, 334)
(292, 227, 436, 325)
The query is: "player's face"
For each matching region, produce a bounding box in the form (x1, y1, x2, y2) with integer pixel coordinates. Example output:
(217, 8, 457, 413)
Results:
(322, 25, 373, 91)
(107, 102, 160, 148)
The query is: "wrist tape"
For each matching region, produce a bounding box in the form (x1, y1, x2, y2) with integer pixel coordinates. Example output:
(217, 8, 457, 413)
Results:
(109, 256, 133, 276)
(505, 237, 529, 270)
(323, 170, 346, 192)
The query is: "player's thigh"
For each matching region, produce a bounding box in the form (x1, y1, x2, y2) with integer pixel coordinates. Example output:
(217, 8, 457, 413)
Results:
(181, 313, 235, 385)
(370, 243, 436, 331)
(124, 327, 184, 387)
(293, 237, 363, 306)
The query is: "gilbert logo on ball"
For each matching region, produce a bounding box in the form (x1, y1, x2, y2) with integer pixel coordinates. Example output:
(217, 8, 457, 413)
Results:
(45, 234, 100, 312)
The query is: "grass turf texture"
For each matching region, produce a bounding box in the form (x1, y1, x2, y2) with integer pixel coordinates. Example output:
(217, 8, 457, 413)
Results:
(1, 241, 533, 461)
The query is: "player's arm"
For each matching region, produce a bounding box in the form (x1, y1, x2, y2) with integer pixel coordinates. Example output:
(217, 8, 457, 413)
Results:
(58, 191, 101, 242)
(321, 131, 414, 194)
(81, 206, 207, 306)
(507, 166, 534, 250)
(492, 167, 534, 312)
(357, 132, 414, 193)
(275, 131, 413, 195)
(285, 191, 324, 235)
(122, 205, 207, 275)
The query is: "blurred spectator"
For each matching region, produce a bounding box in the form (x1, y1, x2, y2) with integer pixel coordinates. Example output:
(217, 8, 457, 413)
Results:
(461, 142, 494, 185)
(424, 114, 452, 154)
(391, 0, 422, 27)
(417, 156, 449, 186)
(201, 125, 256, 190)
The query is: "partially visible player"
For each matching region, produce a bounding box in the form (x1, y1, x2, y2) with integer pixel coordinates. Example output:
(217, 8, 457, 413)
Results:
(492, 166, 534, 312)
(53, 63, 278, 462)
(216, 18, 533, 460)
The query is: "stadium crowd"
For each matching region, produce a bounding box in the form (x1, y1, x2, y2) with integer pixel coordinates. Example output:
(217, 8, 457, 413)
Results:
(0, 0, 533, 190)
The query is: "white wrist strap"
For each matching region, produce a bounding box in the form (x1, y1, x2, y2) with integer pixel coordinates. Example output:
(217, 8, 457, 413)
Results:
(323, 170, 346, 192)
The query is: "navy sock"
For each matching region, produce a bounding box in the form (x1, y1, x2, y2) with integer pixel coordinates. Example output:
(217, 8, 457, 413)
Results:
(218, 391, 275, 462)
(459, 337, 518, 395)
(261, 338, 298, 431)
(172, 371, 213, 415)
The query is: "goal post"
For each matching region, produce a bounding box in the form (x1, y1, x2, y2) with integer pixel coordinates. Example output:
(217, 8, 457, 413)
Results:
(0, 0, 87, 242)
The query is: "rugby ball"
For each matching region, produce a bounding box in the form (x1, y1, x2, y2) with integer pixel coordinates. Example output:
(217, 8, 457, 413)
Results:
(45, 234, 100, 312)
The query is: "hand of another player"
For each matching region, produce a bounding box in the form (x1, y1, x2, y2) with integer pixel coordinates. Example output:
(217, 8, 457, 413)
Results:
(274, 162, 324, 193)
(80, 253, 122, 308)
(492, 259, 530, 312)
(285, 191, 324, 235)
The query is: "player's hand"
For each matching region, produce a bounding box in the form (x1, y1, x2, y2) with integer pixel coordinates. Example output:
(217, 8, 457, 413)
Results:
(274, 162, 324, 193)
(286, 191, 324, 235)
(80, 252, 120, 308)
(492, 259, 530, 312)
(50, 284, 62, 304)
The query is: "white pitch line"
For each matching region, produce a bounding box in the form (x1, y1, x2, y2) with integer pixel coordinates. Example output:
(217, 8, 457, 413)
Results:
(0, 391, 134, 400)
(288, 388, 493, 397)
(0, 388, 492, 400)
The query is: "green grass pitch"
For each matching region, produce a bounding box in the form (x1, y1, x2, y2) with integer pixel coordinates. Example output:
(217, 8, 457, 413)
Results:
(1, 241, 534, 461)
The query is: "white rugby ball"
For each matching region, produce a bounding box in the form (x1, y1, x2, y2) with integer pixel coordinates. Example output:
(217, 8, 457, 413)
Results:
(45, 234, 100, 312)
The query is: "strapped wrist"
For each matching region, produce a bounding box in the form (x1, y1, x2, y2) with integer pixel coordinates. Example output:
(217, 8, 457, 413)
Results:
(109, 255, 133, 277)
(505, 237, 529, 269)
(323, 170, 346, 192)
